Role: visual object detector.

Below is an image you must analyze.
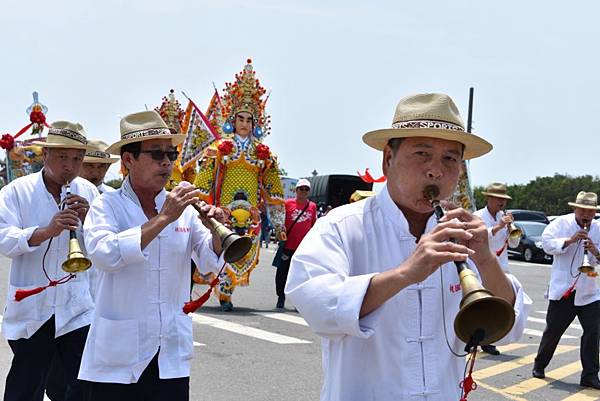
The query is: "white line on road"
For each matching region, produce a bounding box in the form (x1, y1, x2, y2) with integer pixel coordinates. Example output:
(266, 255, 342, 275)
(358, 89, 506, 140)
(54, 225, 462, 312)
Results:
(509, 260, 549, 268)
(191, 314, 311, 344)
(528, 316, 582, 331)
(253, 312, 309, 326)
(523, 328, 576, 339)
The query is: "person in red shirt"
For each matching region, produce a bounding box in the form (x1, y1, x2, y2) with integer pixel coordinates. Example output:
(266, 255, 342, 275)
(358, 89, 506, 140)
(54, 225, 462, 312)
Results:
(276, 179, 318, 308)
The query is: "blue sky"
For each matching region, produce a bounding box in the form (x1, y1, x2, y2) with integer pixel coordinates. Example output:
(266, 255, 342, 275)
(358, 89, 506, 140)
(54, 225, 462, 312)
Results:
(1, 1, 598, 187)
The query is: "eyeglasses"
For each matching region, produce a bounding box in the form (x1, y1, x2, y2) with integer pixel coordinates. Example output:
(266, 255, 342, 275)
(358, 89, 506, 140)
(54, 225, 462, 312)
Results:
(140, 150, 179, 162)
(297, 187, 310, 191)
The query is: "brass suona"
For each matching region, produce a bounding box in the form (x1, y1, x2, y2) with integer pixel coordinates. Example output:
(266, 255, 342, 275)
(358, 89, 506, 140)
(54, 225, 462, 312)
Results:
(424, 185, 515, 347)
(178, 181, 252, 263)
(61, 182, 92, 273)
(578, 220, 594, 274)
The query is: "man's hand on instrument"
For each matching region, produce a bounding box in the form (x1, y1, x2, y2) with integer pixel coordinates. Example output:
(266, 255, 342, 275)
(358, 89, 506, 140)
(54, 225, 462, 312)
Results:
(401, 218, 475, 284)
(196, 201, 226, 231)
(161, 182, 202, 223)
(500, 214, 513, 227)
(278, 231, 287, 241)
(565, 230, 589, 248)
(64, 194, 90, 222)
(439, 208, 494, 267)
(584, 239, 600, 258)
(47, 209, 80, 236)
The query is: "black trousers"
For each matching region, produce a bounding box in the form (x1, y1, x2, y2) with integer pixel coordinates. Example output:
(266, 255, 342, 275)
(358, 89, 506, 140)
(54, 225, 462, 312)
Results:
(534, 292, 600, 381)
(275, 249, 295, 297)
(84, 352, 189, 401)
(4, 316, 89, 401)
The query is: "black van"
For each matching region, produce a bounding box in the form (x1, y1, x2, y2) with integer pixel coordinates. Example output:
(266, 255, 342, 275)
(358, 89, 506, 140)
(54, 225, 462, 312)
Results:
(307, 175, 373, 209)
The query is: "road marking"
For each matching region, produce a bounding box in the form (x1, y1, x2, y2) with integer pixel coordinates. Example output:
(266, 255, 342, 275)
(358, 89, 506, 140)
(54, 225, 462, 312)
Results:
(504, 360, 582, 395)
(494, 343, 531, 353)
(474, 381, 528, 401)
(528, 316, 582, 331)
(562, 388, 600, 401)
(253, 312, 309, 326)
(473, 345, 577, 380)
(509, 260, 549, 268)
(523, 328, 576, 339)
(194, 341, 205, 347)
(191, 314, 311, 345)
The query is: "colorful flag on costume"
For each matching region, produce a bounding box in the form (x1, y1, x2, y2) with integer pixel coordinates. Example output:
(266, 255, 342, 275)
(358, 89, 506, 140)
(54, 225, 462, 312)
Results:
(178, 99, 221, 172)
(205, 89, 224, 137)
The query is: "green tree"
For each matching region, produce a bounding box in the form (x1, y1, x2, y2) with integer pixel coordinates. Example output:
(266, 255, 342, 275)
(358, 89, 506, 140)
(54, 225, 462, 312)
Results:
(474, 174, 600, 216)
(105, 178, 122, 189)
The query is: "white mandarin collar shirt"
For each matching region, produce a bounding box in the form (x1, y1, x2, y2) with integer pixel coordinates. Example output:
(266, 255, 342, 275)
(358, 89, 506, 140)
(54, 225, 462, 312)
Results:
(286, 185, 531, 401)
(542, 213, 600, 305)
(474, 207, 519, 272)
(79, 176, 223, 384)
(0, 171, 99, 340)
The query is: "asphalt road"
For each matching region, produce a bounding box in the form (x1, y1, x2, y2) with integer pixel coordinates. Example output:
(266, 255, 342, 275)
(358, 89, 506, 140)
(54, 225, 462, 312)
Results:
(0, 249, 598, 401)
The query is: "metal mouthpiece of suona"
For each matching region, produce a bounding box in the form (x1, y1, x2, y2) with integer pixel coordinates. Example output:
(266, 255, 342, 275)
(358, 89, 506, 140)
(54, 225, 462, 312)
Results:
(579, 220, 594, 274)
(177, 181, 252, 263)
(423, 185, 515, 348)
(61, 181, 92, 273)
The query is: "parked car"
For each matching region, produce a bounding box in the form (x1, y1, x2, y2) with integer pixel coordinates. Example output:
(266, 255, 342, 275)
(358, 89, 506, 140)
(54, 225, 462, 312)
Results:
(507, 221, 553, 263)
(507, 209, 550, 224)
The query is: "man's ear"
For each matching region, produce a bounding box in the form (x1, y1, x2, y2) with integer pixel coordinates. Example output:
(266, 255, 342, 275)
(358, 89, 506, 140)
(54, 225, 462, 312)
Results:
(121, 152, 133, 170)
(382, 145, 393, 175)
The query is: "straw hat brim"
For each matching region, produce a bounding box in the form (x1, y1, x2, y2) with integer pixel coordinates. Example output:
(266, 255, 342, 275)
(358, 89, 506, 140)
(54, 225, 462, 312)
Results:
(481, 192, 512, 200)
(105, 134, 186, 155)
(30, 140, 90, 150)
(568, 202, 600, 210)
(362, 128, 492, 160)
(83, 156, 120, 164)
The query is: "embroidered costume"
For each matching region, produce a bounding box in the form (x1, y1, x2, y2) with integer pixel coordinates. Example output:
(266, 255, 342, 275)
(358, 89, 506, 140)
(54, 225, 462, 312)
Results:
(193, 59, 285, 309)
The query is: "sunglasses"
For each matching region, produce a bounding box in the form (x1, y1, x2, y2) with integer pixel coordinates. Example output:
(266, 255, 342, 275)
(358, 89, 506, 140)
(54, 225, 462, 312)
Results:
(140, 150, 179, 162)
(297, 187, 310, 191)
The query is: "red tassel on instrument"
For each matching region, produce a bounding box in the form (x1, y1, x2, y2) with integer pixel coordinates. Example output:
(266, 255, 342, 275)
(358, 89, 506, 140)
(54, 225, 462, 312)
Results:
(495, 239, 508, 257)
(562, 276, 579, 300)
(15, 275, 76, 302)
(15, 280, 59, 301)
(459, 348, 479, 401)
(183, 277, 219, 314)
(15, 285, 48, 301)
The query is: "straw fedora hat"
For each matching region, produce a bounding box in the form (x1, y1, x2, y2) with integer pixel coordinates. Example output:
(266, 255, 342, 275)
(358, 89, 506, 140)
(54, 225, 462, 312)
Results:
(83, 139, 119, 164)
(481, 182, 512, 200)
(105, 110, 186, 154)
(31, 121, 90, 150)
(362, 93, 492, 160)
(568, 191, 600, 210)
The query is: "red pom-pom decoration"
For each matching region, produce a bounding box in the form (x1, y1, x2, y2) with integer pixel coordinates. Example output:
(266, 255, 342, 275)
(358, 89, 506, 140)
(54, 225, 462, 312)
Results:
(218, 140, 234, 155)
(256, 143, 270, 160)
(0, 134, 15, 150)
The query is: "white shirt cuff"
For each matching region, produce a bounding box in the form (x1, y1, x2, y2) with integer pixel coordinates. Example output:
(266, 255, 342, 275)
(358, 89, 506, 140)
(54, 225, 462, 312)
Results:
(117, 226, 146, 264)
(19, 226, 40, 253)
(334, 273, 378, 339)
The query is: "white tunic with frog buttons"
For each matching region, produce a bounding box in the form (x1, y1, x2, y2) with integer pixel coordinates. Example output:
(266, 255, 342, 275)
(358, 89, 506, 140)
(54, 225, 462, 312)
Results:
(0, 171, 98, 340)
(286, 186, 531, 401)
(79, 176, 223, 384)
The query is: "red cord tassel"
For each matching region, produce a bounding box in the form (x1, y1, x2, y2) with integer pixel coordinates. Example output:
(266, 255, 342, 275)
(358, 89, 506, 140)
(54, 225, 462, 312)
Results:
(460, 348, 478, 401)
(495, 239, 508, 257)
(183, 277, 219, 314)
(15, 275, 76, 302)
(15, 280, 58, 301)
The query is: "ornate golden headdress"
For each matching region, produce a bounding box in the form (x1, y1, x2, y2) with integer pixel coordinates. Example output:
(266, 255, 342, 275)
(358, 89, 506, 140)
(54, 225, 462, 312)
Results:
(221, 59, 271, 139)
(155, 89, 185, 134)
